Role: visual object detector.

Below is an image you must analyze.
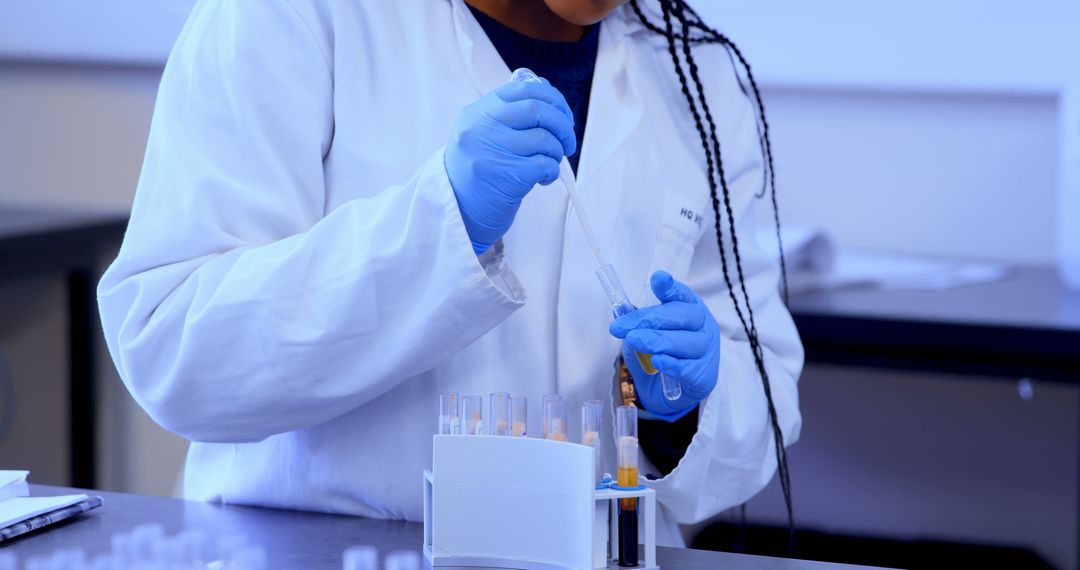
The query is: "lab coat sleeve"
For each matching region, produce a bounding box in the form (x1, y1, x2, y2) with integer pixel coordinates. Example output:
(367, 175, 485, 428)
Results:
(644, 54, 804, 524)
(97, 0, 525, 443)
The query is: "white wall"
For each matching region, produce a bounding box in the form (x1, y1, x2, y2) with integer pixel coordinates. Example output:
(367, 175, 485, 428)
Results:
(0, 62, 159, 211)
(761, 87, 1059, 264)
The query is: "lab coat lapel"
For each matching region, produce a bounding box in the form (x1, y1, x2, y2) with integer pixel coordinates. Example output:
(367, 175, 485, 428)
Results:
(449, 0, 511, 96)
(575, 12, 643, 191)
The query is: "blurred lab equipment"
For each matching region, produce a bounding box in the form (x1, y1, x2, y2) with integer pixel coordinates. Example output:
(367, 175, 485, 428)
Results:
(438, 392, 459, 435)
(511, 396, 527, 437)
(462, 395, 483, 435)
(489, 392, 510, 436)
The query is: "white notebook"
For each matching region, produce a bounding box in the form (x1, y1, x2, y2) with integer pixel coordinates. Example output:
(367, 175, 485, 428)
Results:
(0, 470, 29, 503)
(0, 494, 90, 529)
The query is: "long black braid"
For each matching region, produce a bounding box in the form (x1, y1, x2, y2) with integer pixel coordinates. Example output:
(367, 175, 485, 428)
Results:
(627, 0, 795, 551)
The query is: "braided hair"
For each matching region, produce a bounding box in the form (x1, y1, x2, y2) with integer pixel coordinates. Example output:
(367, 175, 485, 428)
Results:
(627, 0, 795, 550)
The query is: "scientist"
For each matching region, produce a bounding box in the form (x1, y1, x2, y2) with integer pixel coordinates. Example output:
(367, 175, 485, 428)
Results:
(98, 0, 802, 543)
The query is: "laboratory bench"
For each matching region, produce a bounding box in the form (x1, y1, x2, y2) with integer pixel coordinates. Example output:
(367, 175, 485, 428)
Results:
(0, 204, 129, 489)
(789, 265, 1080, 383)
(5, 485, 887, 569)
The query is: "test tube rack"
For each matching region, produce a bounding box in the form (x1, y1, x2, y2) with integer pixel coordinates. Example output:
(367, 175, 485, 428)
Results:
(422, 435, 658, 570)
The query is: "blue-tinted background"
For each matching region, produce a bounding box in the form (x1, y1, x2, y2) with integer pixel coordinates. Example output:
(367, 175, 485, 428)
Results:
(0, 0, 1076, 567)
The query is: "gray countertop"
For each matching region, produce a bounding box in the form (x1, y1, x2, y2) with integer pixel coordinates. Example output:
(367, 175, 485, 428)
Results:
(789, 265, 1080, 332)
(4, 486, 885, 570)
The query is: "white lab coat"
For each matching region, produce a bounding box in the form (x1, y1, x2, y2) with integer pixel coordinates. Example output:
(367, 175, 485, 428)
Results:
(98, 0, 803, 542)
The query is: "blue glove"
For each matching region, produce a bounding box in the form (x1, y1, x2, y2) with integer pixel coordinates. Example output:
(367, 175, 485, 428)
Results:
(609, 271, 721, 421)
(445, 79, 577, 254)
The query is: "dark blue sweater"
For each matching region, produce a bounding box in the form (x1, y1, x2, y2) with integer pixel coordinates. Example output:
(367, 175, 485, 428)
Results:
(470, 6, 697, 476)
(470, 6, 600, 174)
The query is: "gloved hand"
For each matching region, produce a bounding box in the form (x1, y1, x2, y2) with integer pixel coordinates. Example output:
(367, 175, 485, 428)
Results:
(610, 271, 721, 421)
(445, 79, 577, 255)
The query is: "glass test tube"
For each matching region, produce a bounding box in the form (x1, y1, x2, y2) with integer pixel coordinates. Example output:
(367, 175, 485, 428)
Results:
(511, 396, 528, 437)
(489, 392, 510, 436)
(616, 405, 639, 567)
(581, 400, 603, 485)
(597, 264, 682, 402)
(541, 394, 562, 438)
(463, 395, 483, 435)
(544, 398, 568, 441)
(438, 392, 459, 435)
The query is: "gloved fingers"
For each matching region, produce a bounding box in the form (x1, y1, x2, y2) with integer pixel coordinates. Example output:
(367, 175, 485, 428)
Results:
(647, 354, 695, 380)
(651, 355, 716, 398)
(502, 127, 567, 162)
(494, 81, 574, 122)
(494, 100, 577, 157)
(651, 271, 698, 304)
(609, 301, 705, 337)
(524, 154, 563, 186)
(624, 329, 711, 359)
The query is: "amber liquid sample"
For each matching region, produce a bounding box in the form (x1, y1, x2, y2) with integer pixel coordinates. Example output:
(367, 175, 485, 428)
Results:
(618, 465, 638, 510)
(635, 352, 659, 375)
(512, 421, 526, 437)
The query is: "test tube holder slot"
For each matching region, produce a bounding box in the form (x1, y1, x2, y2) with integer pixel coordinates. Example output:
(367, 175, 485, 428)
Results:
(422, 435, 658, 570)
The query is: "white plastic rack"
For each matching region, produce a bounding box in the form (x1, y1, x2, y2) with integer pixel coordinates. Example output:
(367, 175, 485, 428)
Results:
(422, 435, 658, 570)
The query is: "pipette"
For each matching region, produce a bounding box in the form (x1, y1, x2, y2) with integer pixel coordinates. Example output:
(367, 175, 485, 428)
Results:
(510, 68, 682, 402)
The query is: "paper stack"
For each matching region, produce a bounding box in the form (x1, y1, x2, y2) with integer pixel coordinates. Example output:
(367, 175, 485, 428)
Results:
(0, 470, 102, 543)
(0, 471, 29, 502)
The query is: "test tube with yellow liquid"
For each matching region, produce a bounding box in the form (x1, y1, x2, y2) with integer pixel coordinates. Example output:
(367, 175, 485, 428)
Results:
(616, 405, 639, 567)
(463, 395, 483, 435)
(489, 392, 510, 436)
(544, 398, 568, 442)
(581, 400, 603, 486)
(597, 265, 682, 402)
(541, 394, 562, 439)
(511, 396, 527, 436)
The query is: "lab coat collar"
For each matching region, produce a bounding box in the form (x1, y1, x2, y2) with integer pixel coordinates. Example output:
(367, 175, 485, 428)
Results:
(574, 10, 642, 189)
(449, 0, 644, 190)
